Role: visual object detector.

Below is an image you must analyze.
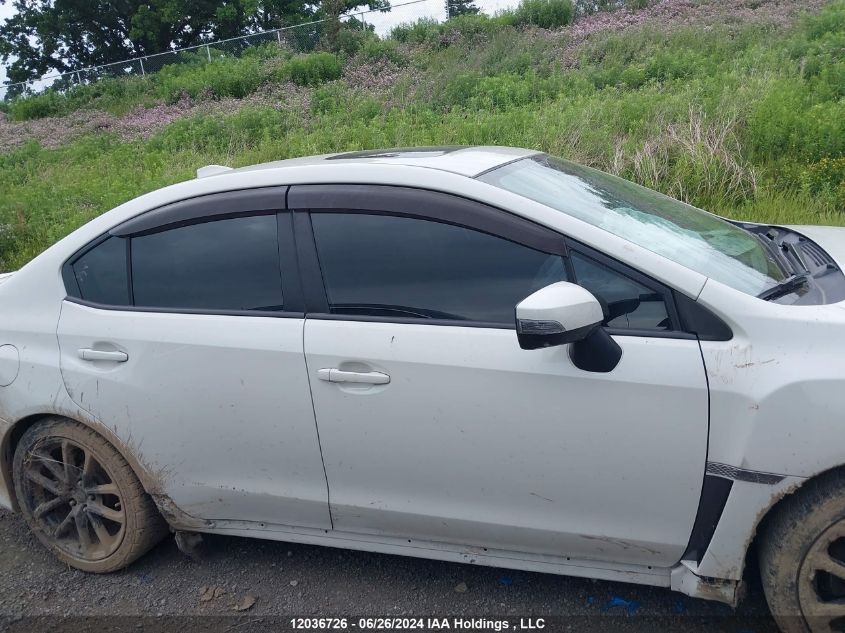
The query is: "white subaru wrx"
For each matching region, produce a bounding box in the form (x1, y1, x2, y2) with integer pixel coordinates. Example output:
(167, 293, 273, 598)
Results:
(1, 146, 844, 632)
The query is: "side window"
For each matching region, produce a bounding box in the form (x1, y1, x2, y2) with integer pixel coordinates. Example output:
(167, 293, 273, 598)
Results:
(311, 213, 568, 325)
(571, 251, 670, 331)
(72, 237, 130, 306)
(131, 214, 283, 311)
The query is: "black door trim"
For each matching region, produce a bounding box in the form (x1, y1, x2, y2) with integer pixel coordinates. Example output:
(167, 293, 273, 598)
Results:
(62, 186, 303, 314)
(288, 184, 566, 255)
(110, 186, 288, 237)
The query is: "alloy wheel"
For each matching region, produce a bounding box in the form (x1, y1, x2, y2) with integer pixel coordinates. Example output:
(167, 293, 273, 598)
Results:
(19, 437, 126, 561)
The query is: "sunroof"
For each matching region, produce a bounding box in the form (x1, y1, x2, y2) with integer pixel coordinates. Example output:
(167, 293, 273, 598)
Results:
(326, 146, 466, 160)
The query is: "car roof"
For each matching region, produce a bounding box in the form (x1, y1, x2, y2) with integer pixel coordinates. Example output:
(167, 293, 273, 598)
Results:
(226, 146, 542, 178)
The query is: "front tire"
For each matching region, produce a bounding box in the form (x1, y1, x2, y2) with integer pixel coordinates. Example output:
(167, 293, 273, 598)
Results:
(13, 417, 168, 572)
(760, 469, 845, 633)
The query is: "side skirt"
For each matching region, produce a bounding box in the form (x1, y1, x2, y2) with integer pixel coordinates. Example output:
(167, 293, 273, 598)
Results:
(186, 518, 673, 589)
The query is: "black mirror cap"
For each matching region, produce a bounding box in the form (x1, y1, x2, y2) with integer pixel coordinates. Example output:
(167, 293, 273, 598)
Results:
(517, 322, 599, 350)
(569, 327, 623, 373)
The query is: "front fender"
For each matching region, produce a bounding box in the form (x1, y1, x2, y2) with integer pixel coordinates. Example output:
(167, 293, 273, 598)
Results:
(688, 279, 845, 581)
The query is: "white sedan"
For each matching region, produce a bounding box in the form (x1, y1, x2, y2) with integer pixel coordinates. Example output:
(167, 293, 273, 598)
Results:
(1, 146, 843, 631)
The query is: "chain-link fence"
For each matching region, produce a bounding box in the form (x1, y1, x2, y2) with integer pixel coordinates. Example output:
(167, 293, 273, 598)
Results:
(1, 0, 517, 101)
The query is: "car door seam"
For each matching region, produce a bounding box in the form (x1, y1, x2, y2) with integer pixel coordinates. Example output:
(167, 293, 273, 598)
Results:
(302, 317, 334, 530)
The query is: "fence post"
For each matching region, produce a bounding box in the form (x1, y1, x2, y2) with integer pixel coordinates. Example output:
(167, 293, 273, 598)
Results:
(276, 29, 283, 47)
(139, 57, 146, 76)
(360, 11, 366, 27)
(206, 44, 212, 62)
(76, 70, 82, 84)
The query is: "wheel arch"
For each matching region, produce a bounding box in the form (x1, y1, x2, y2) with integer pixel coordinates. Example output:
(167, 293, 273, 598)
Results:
(1, 411, 167, 513)
(741, 463, 845, 580)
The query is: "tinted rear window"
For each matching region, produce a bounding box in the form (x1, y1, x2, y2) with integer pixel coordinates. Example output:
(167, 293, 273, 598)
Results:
(72, 237, 130, 305)
(131, 215, 283, 311)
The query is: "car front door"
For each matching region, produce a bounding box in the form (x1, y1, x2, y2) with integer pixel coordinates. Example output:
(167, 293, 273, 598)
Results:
(295, 185, 709, 567)
(56, 188, 331, 529)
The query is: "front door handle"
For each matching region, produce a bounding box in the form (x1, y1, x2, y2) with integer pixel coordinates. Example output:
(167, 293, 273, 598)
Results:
(317, 368, 390, 385)
(78, 349, 128, 362)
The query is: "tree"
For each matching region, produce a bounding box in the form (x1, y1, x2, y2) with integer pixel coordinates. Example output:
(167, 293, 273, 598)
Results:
(0, 0, 388, 86)
(446, 0, 479, 18)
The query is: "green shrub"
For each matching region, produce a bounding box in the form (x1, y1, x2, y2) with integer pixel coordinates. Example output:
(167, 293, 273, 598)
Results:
(443, 13, 512, 38)
(747, 79, 845, 167)
(512, 0, 574, 29)
(390, 18, 441, 44)
(281, 52, 343, 86)
(149, 106, 293, 153)
(62, 75, 155, 115)
(802, 157, 845, 210)
(333, 27, 378, 57)
(312, 84, 347, 115)
(241, 41, 291, 61)
(359, 38, 406, 65)
(7, 91, 65, 121)
(389, 14, 514, 49)
(155, 55, 266, 102)
(574, 0, 650, 15)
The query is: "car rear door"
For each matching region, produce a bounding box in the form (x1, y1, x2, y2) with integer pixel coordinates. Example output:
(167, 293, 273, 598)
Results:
(294, 185, 709, 567)
(56, 188, 331, 529)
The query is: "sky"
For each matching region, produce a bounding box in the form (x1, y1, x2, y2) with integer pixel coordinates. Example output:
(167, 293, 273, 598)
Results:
(363, 0, 518, 35)
(0, 0, 521, 96)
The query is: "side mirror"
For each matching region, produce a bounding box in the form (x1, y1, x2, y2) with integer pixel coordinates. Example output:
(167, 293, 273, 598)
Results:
(515, 282, 604, 350)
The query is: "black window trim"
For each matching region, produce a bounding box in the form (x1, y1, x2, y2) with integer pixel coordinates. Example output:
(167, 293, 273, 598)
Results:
(109, 187, 288, 237)
(289, 184, 708, 338)
(63, 297, 303, 319)
(62, 186, 305, 317)
(564, 240, 693, 339)
(60, 183, 730, 338)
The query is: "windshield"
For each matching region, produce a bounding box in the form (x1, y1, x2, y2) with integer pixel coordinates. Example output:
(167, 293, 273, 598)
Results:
(478, 155, 786, 296)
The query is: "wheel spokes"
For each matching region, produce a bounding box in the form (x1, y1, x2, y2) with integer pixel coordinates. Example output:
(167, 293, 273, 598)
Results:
(53, 510, 75, 538)
(88, 513, 118, 548)
(24, 468, 62, 496)
(21, 437, 126, 561)
(816, 554, 845, 582)
(61, 440, 74, 482)
(32, 496, 66, 519)
(74, 511, 92, 552)
(801, 519, 845, 631)
(86, 483, 119, 495)
(81, 450, 94, 481)
(86, 501, 124, 524)
(32, 452, 67, 483)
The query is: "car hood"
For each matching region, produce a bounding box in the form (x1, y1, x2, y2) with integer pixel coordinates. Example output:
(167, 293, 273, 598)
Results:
(0, 271, 15, 286)
(788, 225, 845, 270)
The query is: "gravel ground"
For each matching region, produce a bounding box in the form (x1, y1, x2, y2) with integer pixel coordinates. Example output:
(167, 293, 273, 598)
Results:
(0, 508, 781, 633)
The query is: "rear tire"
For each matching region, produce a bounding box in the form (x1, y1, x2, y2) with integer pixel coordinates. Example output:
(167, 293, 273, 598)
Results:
(760, 469, 845, 633)
(13, 417, 168, 572)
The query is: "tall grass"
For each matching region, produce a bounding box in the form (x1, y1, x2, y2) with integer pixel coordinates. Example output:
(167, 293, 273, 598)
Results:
(1, 0, 844, 271)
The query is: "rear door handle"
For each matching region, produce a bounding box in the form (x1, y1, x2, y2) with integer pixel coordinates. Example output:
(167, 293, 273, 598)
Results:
(78, 349, 128, 362)
(317, 368, 390, 385)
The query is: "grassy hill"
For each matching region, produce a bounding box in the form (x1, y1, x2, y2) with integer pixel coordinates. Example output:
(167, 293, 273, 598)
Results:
(1, 0, 844, 272)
